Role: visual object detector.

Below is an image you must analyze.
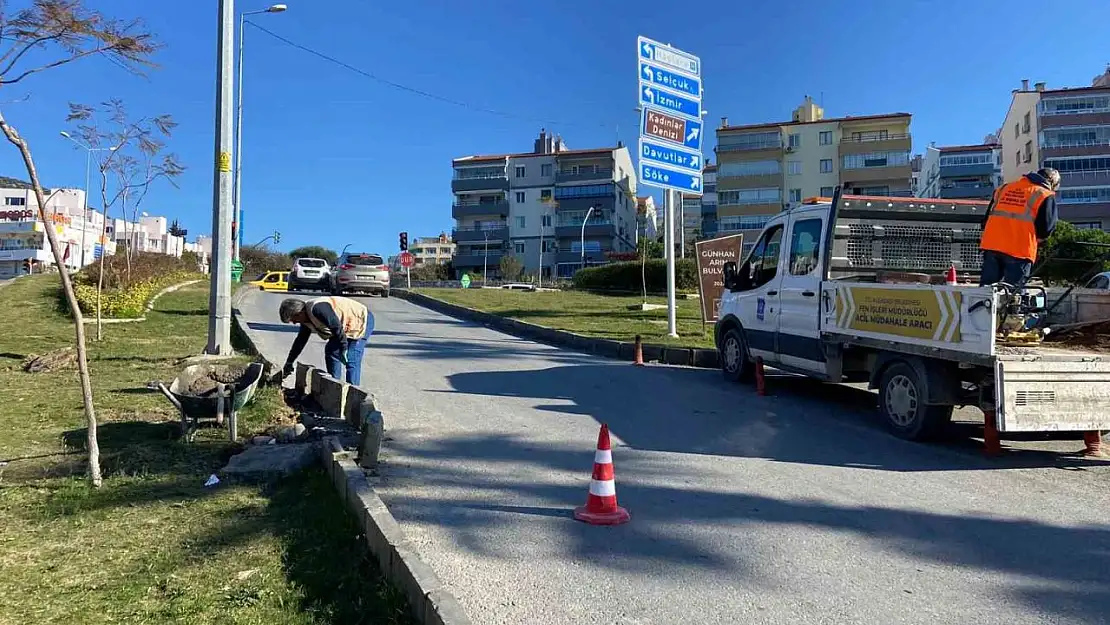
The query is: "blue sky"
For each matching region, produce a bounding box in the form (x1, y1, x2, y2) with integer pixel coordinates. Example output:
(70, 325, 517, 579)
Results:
(2, 0, 1108, 255)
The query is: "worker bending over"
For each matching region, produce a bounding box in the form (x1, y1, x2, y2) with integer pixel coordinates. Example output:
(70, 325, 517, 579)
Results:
(278, 296, 373, 386)
(979, 167, 1059, 288)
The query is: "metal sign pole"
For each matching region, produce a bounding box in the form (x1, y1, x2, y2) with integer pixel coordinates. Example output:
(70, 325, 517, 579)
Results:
(666, 189, 678, 337)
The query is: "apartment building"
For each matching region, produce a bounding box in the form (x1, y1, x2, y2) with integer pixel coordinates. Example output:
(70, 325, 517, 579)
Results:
(109, 215, 187, 257)
(715, 96, 913, 253)
(410, 234, 454, 265)
(0, 184, 120, 277)
(701, 164, 717, 238)
(681, 193, 702, 250)
(918, 143, 1002, 200)
(1000, 68, 1110, 229)
(451, 130, 638, 279)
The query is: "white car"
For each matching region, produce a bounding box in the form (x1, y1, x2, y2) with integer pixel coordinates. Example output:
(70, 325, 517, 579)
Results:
(289, 257, 332, 292)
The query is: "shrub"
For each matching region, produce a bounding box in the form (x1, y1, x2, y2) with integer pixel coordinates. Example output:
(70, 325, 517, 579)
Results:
(72, 270, 197, 318)
(573, 259, 697, 293)
(240, 245, 292, 280)
(1037, 221, 1110, 285)
(76, 252, 193, 290)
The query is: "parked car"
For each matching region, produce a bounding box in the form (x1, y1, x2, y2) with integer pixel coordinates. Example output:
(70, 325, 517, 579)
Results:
(332, 252, 390, 297)
(250, 270, 289, 292)
(1085, 271, 1110, 290)
(289, 257, 332, 292)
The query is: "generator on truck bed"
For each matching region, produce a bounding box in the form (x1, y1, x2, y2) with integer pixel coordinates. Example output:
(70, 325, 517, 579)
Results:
(715, 188, 1110, 441)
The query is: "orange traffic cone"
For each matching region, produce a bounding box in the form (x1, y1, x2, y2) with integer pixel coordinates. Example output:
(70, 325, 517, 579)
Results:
(945, 265, 957, 286)
(1081, 431, 1106, 458)
(633, 335, 644, 366)
(983, 408, 1001, 456)
(574, 424, 630, 526)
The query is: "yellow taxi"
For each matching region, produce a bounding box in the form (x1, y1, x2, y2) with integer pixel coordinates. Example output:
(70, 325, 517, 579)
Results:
(249, 271, 289, 292)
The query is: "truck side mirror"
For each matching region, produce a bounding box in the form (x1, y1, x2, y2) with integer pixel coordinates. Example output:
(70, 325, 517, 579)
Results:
(723, 261, 738, 290)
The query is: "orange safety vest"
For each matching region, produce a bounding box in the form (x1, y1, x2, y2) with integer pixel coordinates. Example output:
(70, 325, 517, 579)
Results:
(303, 296, 369, 340)
(980, 177, 1053, 262)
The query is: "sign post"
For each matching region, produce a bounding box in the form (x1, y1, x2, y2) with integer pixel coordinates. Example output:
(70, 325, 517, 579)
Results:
(399, 251, 414, 290)
(637, 35, 702, 338)
(694, 234, 744, 329)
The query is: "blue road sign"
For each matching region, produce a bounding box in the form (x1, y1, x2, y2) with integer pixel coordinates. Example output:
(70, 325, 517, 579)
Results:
(640, 139, 702, 174)
(637, 36, 700, 78)
(640, 62, 700, 98)
(640, 84, 701, 120)
(93, 244, 103, 260)
(640, 106, 703, 152)
(639, 162, 703, 194)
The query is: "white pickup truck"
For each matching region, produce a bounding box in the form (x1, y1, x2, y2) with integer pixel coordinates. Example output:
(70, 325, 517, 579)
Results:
(715, 190, 1110, 441)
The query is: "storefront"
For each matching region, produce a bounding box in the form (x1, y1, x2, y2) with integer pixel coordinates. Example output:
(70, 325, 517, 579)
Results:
(0, 210, 111, 277)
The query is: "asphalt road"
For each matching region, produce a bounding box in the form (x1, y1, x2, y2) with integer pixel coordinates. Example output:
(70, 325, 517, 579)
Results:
(239, 288, 1110, 625)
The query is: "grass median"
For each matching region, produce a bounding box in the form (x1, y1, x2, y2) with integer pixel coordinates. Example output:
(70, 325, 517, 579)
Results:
(0, 276, 411, 625)
(413, 287, 716, 349)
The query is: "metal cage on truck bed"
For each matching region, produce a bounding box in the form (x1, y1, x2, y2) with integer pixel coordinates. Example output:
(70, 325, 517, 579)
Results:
(821, 195, 990, 280)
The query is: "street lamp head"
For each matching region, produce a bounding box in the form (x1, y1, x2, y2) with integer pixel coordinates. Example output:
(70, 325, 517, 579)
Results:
(59, 131, 71, 139)
(267, 4, 287, 12)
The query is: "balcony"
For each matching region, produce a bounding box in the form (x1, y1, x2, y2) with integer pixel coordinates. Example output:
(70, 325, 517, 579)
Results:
(451, 175, 509, 193)
(939, 184, 995, 200)
(555, 249, 609, 265)
(839, 133, 912, 155)
(1041, 140, 1110, 159)
(715, 139, 782, 152)
(453, 250, 504, 267)
(939, 163, 995, 177)
(453, 224, 508, 243)
(556, 168, 613, 184)
(1061, 170, 1110, 187)
(551, 195, 615, 212)
(554, 222, 617, 239)
(452, 200, 510, 219)
(841, 164, 912, 184)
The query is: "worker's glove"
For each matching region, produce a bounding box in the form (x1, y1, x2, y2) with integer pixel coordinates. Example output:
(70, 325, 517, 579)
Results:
(281, 362, 294, 379)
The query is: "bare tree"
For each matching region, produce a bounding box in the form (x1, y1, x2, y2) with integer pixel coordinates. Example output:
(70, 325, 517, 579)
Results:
(0, 0, 162, 487)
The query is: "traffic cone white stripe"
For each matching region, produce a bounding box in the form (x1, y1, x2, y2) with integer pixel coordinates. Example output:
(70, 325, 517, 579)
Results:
(589, 479, 616, 497)
(594, 449, 612, 464)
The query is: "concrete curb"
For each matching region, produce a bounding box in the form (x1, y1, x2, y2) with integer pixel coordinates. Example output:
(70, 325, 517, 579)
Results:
(395, 289, 720, 369)
(232, 289, 472, 624)
(80, 278, 203, 324)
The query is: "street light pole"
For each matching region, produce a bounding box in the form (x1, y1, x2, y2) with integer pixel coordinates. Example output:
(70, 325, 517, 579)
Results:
(580, 205, 595, 273)
(233, 3, 287, 263)
(60, 132, 114, 270)
(207, 0, 236, 355)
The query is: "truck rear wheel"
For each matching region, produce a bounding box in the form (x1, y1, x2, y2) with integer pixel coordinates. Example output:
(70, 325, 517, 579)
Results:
(878, 362, 953, 441)
(720, 327, 755, 384)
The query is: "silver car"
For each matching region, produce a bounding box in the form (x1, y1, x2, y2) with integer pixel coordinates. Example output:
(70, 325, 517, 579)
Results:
(333, 252, 390, 297)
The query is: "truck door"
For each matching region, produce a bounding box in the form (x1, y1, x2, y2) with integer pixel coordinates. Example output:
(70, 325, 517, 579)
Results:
(735, 223, 785, 363)
(775, 213, 827, 373)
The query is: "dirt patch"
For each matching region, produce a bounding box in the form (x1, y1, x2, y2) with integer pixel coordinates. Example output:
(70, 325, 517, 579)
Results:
(1044, 320, 1110, 352)
(22, 348, 76, 373)
(185, 363, 248, 396)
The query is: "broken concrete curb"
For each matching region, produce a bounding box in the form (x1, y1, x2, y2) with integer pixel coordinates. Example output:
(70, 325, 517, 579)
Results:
(395, 289, 720, 370)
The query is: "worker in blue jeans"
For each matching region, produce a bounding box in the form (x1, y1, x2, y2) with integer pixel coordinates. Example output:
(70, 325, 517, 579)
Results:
(279, 296, 373, 386)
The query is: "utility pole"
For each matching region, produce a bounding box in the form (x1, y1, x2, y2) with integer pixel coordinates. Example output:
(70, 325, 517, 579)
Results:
(207, 0, 235, 355)
(665, 190, 677, 337)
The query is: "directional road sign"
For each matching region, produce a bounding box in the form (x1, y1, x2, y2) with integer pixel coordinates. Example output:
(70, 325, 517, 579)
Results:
(640, 84, 701, 120)
(639, 162, 702, 194)
(640, 107, 703, 152)
(638, 36, 700, 77)
(639, 139, 702, 174)
(640, 62, 700, 98)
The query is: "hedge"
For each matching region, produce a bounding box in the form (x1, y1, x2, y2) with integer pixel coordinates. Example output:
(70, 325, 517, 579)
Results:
(78, 252, 195, 291)
(572, 259, 698, 293)
(72, 270, 199, 319)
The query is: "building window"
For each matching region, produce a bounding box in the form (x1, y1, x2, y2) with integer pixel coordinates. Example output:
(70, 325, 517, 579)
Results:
(541, 164, 552, 176)
(788, 161, 802, 175)
(788, 133, 801, 148)
(540, 189, 552, 201)
(841, 151, 910, 169)
(543, 240, 557, 253)
(820, 159, 833, 173)
(514, 241, 525, 254)
(1015, 151, 1021, 167)
(515, 166, 525, 178)
(4, 196, 25, 206)
(514, 191, 526, 203)
(718, 160, 780, 177)
(1024, 141, 1032, 163)
(1040, 94, 1110, 116)
(1059, 187, 1110, 204)
(1014, 124, 1019, 139)
(939, 153, 993, 166)
(820, 186, 835, 197)
(554, 183, 613, 199)
(819, 131, 832, 145)
(718, 187, 781, 205)
(1022, 112, 1031, 134)
(789, 188, 802, 203)
(717, 131, 781, 151)
(516, 216, 526, 228)
(541, 214, 552, 227)
(1045, 156, 1110, 172)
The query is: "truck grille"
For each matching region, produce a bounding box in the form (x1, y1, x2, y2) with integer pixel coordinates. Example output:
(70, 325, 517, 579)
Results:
(1015, 390, 1056, 406)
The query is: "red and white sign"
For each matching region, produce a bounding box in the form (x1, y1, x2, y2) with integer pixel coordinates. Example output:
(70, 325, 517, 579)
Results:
(0, 209, 33, 221)
(399, 251, 414, 268)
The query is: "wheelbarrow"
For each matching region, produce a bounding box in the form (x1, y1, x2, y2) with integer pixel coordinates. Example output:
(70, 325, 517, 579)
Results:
(157, 362, 264, 442)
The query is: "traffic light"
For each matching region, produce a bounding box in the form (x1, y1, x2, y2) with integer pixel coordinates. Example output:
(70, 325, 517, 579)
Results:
(399, 231, 408, 251)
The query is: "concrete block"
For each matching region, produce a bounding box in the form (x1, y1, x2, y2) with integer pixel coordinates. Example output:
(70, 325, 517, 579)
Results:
(344, 386, 368, 429)
(345, 471, 376, 521)
(617, 342, 634, 360)
(391, 544, 443, 618)
(358, 409, 384, 469)
(641, 343, 664, 363)
(295, 363, 313, 394)
(314, 374, 348, 419)
(330, 458, 362, 506)
(220, 444, 316, 482)
(692, 348, 719, 369)
(591, 339, 621, 358)
(424, 588, 475, 625)
(362, 492, 408, 573)
(662, 347, 693, 367)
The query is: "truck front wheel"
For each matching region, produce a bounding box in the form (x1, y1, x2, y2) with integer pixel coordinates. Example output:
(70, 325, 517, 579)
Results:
(878, 362, 953, 441)
(720, 327, 755, 384)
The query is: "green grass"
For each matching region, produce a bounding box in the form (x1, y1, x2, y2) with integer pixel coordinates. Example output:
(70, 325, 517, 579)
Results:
(0, 276, 412, 624)
(414, 287, 716, 349)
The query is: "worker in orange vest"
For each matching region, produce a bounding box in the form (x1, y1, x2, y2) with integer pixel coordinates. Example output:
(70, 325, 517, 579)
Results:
(979, 168, 1059, 287)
